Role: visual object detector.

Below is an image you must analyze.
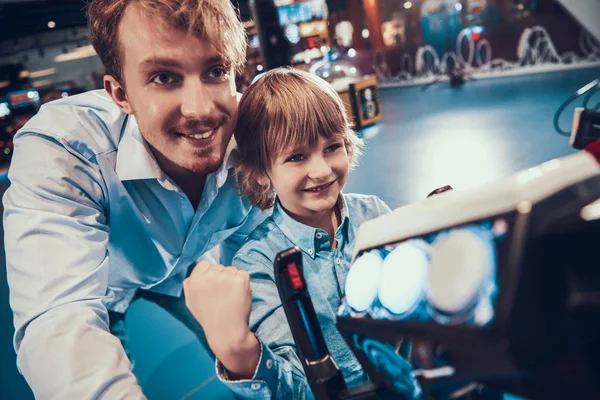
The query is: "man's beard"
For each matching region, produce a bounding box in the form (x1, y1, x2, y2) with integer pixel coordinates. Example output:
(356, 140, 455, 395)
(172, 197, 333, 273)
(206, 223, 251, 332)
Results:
(183, 126, 233, 175)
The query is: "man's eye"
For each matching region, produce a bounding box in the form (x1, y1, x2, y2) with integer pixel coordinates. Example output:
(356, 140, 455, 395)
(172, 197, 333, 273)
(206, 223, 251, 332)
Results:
(209, 67, 228, 79)
(151, 73, 175, 85)
(326, 143, 342, 153)
(286, 154, 305, 162)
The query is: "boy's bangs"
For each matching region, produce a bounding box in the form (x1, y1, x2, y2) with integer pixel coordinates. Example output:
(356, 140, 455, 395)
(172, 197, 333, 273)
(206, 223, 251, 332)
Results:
(265, 85, 348, 161)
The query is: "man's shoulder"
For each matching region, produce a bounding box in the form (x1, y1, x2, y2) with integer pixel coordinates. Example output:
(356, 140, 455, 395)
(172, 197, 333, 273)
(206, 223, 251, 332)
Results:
(16, 90, 127, 159)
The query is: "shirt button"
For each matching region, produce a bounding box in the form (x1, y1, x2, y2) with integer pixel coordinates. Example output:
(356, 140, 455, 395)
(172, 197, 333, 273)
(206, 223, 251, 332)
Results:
(335, 258, 341, 265)
(251, 383, 261, 390)
(315, 232, 323, 239)
(308, 249, 314, 255)
(266, 359, 273, 369)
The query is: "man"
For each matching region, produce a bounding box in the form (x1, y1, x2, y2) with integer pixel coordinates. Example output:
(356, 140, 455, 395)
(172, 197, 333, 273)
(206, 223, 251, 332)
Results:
(3, 0, 267, 398)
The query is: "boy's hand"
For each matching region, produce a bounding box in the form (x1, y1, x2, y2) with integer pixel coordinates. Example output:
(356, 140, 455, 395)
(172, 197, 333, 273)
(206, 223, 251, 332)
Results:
(183, 260, 260, 378)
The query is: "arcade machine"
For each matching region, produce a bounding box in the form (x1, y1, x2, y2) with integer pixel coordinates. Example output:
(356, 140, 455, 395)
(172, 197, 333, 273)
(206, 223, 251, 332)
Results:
(250, 0, 330, 69)
(421, 0, 464, 57)
(274, 107, 600, 399)
(0, 100, 11, 167)
(237, 20, 267, 92)
(0, 89, 41, 167)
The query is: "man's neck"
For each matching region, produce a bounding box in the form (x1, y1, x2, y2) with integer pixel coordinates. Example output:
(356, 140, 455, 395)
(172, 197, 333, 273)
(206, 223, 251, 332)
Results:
(177, 174, 206, 209)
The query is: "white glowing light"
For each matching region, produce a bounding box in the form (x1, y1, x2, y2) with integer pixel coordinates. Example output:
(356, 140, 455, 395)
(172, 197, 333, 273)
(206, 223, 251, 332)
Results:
(345, 252, 383, 312)
(256, 64, 264, 72)
(362, 29, 370, 39)
(403, 1, 412, 9)
(285, 24, 301, 44)
(348, 48, 356, 58)
(48, 21, 56, 29)
(378, 240, 429, 315)
(455, 3, 462, 11)
(322, 71, 330, 78)
(427, 229, 493, 314)
(350, 67, 357, 74)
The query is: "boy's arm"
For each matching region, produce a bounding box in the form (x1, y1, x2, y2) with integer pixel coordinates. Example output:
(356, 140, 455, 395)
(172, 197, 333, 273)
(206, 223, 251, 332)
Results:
(4, 133, 146, 399)
(216, 249, 315, 399)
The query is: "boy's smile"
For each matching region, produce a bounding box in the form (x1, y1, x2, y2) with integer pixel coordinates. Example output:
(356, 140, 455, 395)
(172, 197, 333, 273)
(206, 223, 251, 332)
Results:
(266, 135, 349, 227)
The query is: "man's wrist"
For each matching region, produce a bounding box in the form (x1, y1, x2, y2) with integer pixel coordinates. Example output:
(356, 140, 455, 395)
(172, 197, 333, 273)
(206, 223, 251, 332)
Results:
(215, 330, 261, 379)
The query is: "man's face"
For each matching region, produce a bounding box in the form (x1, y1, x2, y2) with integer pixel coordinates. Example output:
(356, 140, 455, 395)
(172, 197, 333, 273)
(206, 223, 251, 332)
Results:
(115, 4, 238, 178)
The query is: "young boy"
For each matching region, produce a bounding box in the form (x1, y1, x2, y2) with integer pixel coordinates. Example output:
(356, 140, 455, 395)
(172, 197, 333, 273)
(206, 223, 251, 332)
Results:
(209, 68, 417, 399)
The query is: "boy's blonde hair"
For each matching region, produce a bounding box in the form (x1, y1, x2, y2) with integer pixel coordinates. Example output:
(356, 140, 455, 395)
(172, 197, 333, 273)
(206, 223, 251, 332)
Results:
(235, 68, 364, 210)
(87, 0, 247, 83)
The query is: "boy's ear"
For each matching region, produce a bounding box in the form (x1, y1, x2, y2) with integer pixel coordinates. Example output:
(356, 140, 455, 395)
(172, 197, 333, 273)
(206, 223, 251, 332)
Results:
(256, 173, 270, 188)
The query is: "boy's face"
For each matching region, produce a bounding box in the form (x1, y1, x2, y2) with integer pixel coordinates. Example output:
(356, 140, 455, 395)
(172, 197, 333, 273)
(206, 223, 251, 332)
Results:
(106, 3, 238, 178)
(266, 135, 349, 221)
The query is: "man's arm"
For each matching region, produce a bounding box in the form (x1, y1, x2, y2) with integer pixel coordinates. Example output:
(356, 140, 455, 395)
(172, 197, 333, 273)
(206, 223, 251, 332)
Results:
(4, 133, 145, 399)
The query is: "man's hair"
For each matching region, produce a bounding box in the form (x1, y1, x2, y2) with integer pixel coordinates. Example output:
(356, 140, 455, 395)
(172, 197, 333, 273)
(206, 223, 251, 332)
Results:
(87, 0, 247, 83)
(234, 68, 363, 210)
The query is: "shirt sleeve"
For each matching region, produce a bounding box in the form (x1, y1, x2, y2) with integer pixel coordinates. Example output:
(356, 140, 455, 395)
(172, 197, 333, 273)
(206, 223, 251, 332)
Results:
(373, 195, 393, 215)
(3, 133, 146, 399)
(215, 246, 315, 399)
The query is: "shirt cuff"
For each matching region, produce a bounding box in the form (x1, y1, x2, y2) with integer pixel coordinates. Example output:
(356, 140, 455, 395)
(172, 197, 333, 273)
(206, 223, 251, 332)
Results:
(215, 339, 278, 398)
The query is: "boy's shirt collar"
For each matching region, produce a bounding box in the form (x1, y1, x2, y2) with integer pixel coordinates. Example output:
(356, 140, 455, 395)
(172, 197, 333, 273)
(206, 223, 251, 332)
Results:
(272, 194, 353, 259)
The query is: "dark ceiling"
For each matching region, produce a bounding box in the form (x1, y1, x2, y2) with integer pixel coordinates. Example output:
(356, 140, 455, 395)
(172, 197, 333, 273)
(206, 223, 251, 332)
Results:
(0, 0, 259, 42)
(0, 0, 89, 41)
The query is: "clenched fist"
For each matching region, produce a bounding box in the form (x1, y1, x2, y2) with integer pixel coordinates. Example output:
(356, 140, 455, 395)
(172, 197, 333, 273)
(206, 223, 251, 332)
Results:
(183, 260, 260, 378)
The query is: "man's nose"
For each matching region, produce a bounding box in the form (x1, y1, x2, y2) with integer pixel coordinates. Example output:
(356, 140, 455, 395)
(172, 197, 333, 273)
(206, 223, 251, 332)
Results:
(180, 79, 216, 120)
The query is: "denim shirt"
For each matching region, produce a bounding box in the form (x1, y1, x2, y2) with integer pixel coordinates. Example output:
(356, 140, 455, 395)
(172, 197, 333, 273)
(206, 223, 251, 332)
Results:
(218, 193, 391, 398)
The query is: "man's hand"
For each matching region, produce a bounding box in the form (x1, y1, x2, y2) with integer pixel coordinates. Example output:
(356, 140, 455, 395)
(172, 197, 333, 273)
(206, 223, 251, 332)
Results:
(183, 260, 260, 378)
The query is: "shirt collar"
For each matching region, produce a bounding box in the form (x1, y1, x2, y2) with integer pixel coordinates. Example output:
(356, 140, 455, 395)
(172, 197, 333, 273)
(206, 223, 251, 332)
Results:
(272, 193, 351, 259)
(115, 115, 237, 189)
(115, 115, 163, 181)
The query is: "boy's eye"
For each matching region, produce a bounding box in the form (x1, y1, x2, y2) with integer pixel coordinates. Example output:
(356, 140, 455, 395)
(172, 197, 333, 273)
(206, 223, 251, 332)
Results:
(286, 153, 305, 162)
(151, 73, 176, 85)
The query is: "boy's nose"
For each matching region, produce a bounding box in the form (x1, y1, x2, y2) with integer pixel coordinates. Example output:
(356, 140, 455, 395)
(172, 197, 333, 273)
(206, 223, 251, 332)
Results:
(307, 156, 332, 180)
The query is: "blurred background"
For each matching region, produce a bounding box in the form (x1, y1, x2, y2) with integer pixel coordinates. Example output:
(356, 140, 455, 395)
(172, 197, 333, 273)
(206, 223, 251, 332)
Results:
(0, 0, 599, 398)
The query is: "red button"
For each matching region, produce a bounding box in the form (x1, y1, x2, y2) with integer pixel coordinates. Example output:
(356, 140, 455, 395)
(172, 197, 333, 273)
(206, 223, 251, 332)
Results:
(585, 140, 600, 163)
(287, 262, 304, 290)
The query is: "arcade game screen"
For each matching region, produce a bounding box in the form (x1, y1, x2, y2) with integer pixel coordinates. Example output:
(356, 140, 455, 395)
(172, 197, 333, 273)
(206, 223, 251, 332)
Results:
(275, 0, 330, 65)
(337, 216, 516, 394)
(340, 217, 510, 327)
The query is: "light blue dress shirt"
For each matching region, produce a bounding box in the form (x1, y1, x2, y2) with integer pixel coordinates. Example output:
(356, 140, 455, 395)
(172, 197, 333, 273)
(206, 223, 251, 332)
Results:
(3, 90, 268, 399)
(218, 193, 392, 398)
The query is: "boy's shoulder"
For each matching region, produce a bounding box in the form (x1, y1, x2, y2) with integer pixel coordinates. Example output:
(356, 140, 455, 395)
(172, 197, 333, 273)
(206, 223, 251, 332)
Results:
(233, 215, 283, 266)
(343, 193, 391, 221)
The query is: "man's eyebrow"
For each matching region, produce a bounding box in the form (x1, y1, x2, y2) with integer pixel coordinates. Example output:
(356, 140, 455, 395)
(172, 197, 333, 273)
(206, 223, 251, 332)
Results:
(139, 55, 228, 70)
(139, 57, 182, 70)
